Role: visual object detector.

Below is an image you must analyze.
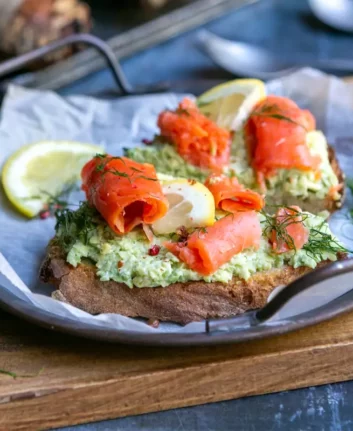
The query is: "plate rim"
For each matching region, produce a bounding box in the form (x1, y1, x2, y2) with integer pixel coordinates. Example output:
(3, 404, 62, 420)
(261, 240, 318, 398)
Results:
(1, 281, 353, 346)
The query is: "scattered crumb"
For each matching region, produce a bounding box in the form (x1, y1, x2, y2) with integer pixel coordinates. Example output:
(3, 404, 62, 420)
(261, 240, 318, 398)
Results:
(147, 318, 160, 328)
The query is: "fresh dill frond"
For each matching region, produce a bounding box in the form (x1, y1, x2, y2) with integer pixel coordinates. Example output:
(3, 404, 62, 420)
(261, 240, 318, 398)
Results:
(261, 207, 350, 258)
(303, 223, 351, 262)
(26, 179, 79, 218)
(54, 202, 101, 251)
(175, 108, 191, 116)
(252, 103, 308, 131)
(130, 166, 143, 173)
(197, 226, 208, 237)
(260, 208, 306, 251)
(93, 156, 157, 184)
(0, 367, 44, 379)
(137, 175, 158, 181)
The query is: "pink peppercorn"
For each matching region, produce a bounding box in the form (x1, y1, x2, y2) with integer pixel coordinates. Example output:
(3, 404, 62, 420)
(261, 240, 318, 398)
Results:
(39, 210, 51, 220)
(148, 245, 160, 256)
(142, 138, 152, 145)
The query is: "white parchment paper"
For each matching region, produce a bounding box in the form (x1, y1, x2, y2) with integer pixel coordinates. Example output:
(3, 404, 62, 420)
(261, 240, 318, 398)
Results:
(1, 68, 353, 335)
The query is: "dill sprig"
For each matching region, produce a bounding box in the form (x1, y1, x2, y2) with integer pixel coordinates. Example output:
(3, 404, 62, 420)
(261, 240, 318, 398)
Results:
(0, 367, 44, 379)
(251, 103, 308, 131)
(94, 153, 107, 159)
(175, 108, 191, 116)
(27, 180, 79, 219)
(197, 226, 208, 237)
(261, 206, 350, 258)
(55, 201, 101, 250)
(94, 155, 157, 185)
(261, 207, 309, 251)
(303, 223, 349, 262)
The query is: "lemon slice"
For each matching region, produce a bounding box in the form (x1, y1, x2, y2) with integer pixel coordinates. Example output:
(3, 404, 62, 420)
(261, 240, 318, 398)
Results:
(152, 179, 215, 235)
(2, 140, 103, 217)
(197, 78, 266, 131)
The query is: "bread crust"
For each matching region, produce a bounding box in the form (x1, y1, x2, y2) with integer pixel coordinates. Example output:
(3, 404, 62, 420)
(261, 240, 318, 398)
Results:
(40, 244, 345, 324)
(327, 145, 345, 212)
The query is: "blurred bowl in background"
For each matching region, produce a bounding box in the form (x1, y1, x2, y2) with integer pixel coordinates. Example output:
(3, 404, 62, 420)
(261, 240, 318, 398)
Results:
(309, 0, 353, 33)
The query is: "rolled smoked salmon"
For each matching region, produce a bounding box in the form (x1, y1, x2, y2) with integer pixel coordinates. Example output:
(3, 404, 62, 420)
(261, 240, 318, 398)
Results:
(245, 96, 321, 189)
(81, 155, 169, 235)
(158, 98, 231, 172)
(270, 206, 309, 253)
(165, 211, 261, 275)
(205, 174, 264, 212)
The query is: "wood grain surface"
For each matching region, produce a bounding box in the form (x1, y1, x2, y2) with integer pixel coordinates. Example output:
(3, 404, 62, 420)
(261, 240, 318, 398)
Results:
(2, 307, 353, 431)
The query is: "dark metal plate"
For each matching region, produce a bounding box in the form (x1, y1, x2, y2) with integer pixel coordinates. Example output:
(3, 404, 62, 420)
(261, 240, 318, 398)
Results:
(1, 77, 352, 346)
(1, 270, 353, 346)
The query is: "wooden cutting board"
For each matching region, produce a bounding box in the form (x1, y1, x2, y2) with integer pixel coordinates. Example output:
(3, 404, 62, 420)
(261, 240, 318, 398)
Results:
(2, 307, 353, 431)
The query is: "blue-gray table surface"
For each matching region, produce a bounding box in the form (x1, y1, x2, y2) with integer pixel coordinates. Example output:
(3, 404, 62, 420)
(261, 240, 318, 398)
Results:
(52, 0, 353, 429)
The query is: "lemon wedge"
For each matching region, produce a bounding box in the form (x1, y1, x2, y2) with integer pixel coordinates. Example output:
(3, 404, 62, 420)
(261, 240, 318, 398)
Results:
(2, 140, 103, 217)
(197, 78, 266, 131)
(152, 178, 215, 235)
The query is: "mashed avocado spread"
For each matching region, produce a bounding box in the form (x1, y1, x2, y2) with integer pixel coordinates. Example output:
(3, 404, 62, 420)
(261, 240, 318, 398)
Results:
(229, 130, 340, 202)
(126, 130, 340, 205)
(125, 145, 208, 182)
(55, 203, 345, 288)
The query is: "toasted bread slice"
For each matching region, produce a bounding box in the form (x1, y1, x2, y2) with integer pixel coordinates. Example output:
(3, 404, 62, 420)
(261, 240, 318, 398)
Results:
(40, 244, 346, 325)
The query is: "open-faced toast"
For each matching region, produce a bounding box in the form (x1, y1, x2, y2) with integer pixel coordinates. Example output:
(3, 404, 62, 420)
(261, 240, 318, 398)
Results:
(41, 244, 346, 324)
(39, 93, 349, 325)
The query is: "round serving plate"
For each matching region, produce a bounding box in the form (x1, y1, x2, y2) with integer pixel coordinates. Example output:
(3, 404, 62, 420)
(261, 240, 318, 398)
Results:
(1, 272, 353, 346)
(1, 78, 353, 346)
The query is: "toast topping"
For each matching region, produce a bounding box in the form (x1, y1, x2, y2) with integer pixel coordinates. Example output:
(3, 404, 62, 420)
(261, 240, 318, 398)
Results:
(151, 178, 215, 235)
(165, 211, 262, 276)
(55, 202, 347, 287)
(158, 98, 231, 172)
(205, 173, 264, 213)
(81, 155, 169, 235)
(245, 96, 321, 189)
(269, 206, 309, 253)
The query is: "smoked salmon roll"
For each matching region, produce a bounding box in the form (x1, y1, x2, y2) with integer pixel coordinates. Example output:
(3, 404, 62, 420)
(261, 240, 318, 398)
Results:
(245, 96, 321, 189)
(270, 206, 309, 253)
(205, 174, 264, 212)
(158, 98, 231, 172)
(165, 211, 261, 275)
(81, 155, 169, 235)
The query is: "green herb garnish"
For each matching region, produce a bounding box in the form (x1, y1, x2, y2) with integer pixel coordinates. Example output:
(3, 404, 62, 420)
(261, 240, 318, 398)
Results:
(251, 103, 308, 131)
(261, 207, 308, 251)
(55, 201, 101, 251)
(0, 367, 44, 379)
(303, 223, 349, 262)
(176, 108, 191, 116)
(27, 180, 79, 219)
(197, 226, 208, 237)
(93, 155, 157, 185)
(261, 206, 350, 258)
